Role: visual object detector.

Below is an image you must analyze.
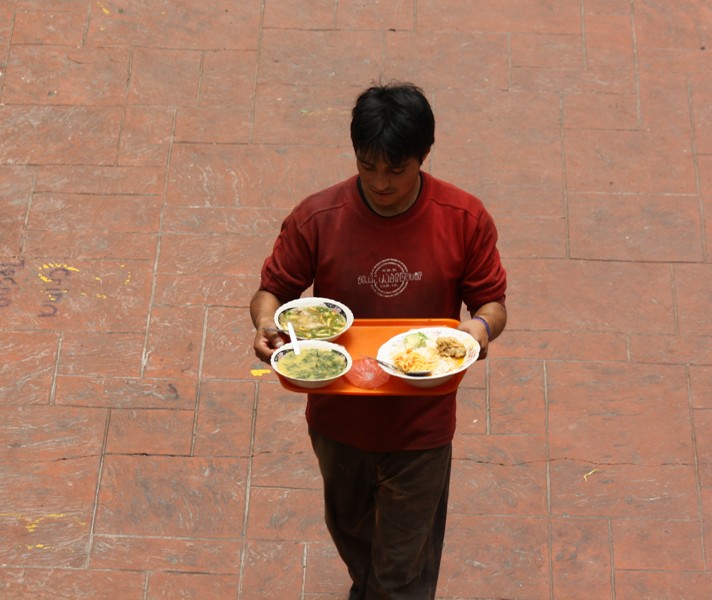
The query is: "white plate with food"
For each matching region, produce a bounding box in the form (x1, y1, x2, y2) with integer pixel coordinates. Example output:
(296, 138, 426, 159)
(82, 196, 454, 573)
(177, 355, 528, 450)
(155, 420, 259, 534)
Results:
(376, 327, 480, 388)
(274, 297, 354, 342)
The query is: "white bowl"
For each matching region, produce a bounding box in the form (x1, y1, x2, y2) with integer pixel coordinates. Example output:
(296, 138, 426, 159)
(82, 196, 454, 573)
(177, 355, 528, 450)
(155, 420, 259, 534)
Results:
(274, 297, 354, 342)
(271, 340, 352, 389)
(376, 327, 480, 389)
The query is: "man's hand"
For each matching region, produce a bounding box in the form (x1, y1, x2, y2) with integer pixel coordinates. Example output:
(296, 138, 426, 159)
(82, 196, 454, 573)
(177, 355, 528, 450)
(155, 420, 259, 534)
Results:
(250, 290, 285, 364)
(253, 325, 285, 363)
(458, 301, 507, 360)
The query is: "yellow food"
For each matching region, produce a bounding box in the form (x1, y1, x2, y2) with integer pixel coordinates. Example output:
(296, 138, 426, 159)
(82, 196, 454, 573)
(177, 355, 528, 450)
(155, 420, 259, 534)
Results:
(390, 334, 469, 376)
(392, 348, 437, 374)
(278, 305, 347, 339)
(276, 348, 347, 380)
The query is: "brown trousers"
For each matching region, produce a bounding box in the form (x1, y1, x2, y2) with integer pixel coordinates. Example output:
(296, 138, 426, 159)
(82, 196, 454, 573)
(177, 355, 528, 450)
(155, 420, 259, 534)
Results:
(309, 429, 452, 600)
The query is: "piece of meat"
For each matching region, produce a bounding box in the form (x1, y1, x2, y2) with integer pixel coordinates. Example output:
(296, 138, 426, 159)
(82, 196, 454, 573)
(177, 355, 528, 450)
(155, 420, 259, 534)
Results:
(436, 336, 466, 359)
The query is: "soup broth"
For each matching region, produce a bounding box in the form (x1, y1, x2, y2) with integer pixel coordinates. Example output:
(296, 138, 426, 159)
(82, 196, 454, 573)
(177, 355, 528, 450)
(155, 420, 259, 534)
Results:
(278, 305, 347, 339)
(277, 348, 347, 380)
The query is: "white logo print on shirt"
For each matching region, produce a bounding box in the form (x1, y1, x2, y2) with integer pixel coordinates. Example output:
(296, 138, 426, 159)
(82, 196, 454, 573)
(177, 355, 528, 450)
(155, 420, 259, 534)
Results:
(357, 258, 423, 298)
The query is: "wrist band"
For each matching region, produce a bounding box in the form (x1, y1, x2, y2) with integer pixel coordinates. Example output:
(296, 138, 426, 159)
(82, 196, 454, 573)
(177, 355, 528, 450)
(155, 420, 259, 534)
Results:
(473, 316, 492, 341)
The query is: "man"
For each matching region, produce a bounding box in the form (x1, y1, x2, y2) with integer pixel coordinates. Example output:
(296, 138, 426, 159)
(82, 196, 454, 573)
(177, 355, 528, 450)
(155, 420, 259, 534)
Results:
(251, 82, 507, 599)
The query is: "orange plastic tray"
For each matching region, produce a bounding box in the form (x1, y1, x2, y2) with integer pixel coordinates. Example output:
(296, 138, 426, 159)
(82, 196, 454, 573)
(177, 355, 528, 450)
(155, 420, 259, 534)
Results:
(275, 318, 468, 396)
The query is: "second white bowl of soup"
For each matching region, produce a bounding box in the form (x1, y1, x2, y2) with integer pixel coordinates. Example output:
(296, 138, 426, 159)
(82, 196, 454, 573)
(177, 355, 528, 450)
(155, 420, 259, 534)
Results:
(274, 297, 354, 341)
(271, 340, 352, 389)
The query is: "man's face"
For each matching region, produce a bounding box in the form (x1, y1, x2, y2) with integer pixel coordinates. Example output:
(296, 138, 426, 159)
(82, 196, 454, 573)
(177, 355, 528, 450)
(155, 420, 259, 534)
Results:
(356, 153, 425, 217)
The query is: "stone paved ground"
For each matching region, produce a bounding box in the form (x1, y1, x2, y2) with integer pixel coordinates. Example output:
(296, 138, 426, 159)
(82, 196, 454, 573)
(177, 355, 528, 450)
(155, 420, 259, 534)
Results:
(1, 1, 712, 598)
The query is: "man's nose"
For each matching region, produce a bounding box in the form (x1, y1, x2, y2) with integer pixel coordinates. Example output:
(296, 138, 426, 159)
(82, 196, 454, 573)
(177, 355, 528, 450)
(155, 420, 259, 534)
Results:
(372, 171, 390, 190)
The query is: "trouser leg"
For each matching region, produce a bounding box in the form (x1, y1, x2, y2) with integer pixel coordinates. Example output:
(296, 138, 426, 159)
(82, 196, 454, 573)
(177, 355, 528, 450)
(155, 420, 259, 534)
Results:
(309, 430, 452, 600)
(368, 445, 451, 599)
(310, 430, 375, 588)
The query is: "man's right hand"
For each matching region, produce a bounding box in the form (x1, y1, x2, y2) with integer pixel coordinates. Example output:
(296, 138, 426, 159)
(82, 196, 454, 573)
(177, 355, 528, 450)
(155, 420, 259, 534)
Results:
(250, 289, 286, 364)
(253, 324, 285, 363)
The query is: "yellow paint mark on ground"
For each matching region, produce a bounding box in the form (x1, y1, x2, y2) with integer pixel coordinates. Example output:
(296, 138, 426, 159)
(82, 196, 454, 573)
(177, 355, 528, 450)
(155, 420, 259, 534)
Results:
(38, 263, 80, 283)
(0, 512, 85, 532)
(97, 2, 110, 14)
(251, 369, 272, 377)
(583, 468, 599, 481)
(26, 514, 64, 532)
(40, 263, 80, 272)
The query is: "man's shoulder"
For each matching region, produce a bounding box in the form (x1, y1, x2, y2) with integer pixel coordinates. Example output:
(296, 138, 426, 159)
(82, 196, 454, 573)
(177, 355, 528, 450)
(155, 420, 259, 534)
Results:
(304, 175, 358, 203)
(285, 175, 358, 231)
(425, 173, 486, 214)
(295, 175, 357, 213)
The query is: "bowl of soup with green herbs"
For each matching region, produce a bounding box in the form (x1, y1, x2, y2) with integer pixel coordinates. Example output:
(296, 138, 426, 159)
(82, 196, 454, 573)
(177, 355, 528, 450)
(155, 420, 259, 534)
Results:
(271, 340, 352, 389)
(274, 297, 354, 341)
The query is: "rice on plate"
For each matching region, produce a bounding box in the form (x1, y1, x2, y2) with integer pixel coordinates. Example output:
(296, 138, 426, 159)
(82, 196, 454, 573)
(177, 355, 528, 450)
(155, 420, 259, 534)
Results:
(376, 327, 480, 388)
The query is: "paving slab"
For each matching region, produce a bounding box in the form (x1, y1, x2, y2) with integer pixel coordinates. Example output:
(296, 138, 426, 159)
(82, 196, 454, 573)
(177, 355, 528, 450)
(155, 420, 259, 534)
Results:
(1, 1, 711, 598)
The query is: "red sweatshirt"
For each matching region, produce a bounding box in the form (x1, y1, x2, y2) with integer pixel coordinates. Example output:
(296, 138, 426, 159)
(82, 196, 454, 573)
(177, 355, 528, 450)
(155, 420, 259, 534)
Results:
(260, 172, 507, 451)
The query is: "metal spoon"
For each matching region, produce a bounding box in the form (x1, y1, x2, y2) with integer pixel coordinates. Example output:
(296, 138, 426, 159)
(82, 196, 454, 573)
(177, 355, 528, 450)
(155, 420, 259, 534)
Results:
(358, 354, 432, 377)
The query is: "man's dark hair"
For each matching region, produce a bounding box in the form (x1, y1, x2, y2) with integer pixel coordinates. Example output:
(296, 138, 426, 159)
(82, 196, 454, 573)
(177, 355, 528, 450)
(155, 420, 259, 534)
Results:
(350, 82, 435, 166)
